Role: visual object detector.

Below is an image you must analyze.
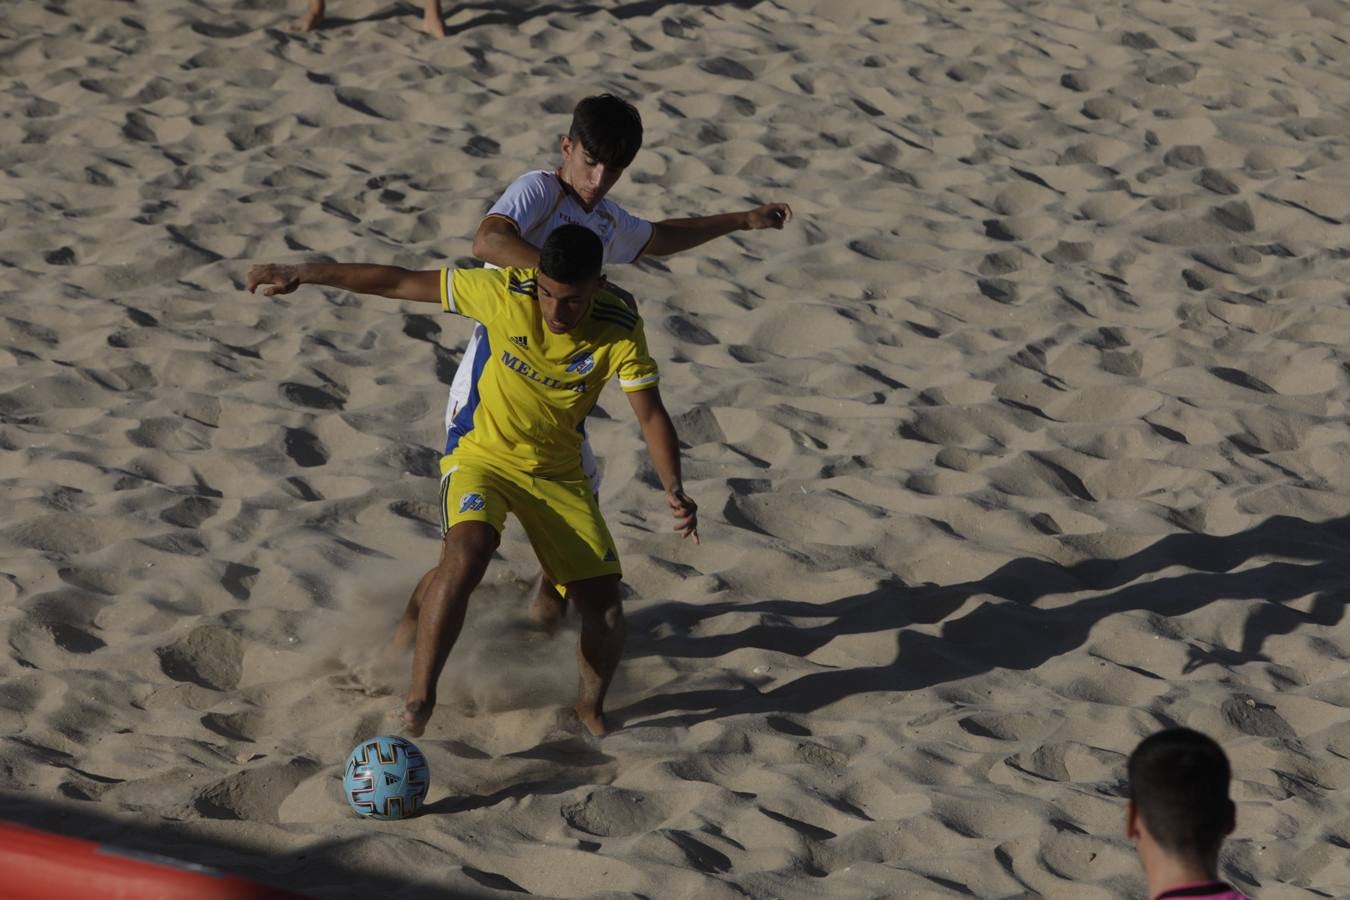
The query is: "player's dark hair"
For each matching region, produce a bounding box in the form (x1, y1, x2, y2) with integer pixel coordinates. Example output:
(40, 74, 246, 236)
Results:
(1128, 728, 1236, 857)
(568, 94, 643, 169)
(539, 225, 603, 284)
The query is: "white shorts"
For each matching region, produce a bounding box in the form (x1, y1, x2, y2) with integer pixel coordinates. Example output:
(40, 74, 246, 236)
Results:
(445, 323, 601, 493)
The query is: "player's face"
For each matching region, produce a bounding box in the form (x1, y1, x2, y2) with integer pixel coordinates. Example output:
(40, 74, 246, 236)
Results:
(537, 273, 599, 333)
(559, 136, 625, 211)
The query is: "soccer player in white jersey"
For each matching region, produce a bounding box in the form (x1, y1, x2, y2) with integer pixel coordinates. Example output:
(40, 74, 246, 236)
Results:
(440, 93, 791, 629)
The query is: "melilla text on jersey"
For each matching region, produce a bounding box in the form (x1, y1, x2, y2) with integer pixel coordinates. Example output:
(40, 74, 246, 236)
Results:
(500, 350, 589, 394)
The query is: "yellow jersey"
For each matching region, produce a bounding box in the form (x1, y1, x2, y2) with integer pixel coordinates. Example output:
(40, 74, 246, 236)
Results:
(439, 266, 659, 477)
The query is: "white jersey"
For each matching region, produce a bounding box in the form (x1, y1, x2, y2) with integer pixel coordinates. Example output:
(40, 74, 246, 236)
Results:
(485, 170, 654, 261)
(445, 171, 654, 491)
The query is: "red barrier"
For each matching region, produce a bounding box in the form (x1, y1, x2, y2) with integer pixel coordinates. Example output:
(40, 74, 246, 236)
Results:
(0, 821, 311, 900)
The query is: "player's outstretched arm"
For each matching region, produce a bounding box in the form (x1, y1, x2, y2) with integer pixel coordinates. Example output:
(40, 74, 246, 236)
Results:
(472, 216, 544, 270)
(643, 202, 792, 257)
(627, 387, 699, 543)
(245, 263, 441, 303)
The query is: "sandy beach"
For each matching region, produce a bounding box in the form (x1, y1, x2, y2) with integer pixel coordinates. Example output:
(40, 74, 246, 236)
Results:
(2, 0, 1349, 896)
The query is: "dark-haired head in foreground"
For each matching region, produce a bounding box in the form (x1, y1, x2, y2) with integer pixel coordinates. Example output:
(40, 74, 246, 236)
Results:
(1126, 728, 1248, 900)
(537, 224, 604, 333)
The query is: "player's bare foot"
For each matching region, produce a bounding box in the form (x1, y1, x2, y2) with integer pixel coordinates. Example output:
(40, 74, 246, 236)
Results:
(574, 703, 608, 737)
(289, 13, 321, 31)
(396, 699, 433, 738)
(423, 10, 447, 36)
(289, 1, 324, 32)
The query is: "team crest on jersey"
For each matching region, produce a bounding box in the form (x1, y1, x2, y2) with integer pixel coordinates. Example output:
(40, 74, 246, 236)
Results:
(459, 493, 486, 513)
(509, 335, 528, 349)
(566, 352, 596, 375)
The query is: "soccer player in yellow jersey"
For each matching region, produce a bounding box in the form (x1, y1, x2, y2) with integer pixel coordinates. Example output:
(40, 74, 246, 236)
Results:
(247, 225, 696, 737)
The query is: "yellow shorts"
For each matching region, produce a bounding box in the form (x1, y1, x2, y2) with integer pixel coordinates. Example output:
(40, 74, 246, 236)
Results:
(438, 454, 622, 586)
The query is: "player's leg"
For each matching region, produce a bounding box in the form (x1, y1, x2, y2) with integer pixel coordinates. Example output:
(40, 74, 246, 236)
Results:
(409, 327, 491, 650)
(527, 577, 567, 633)
(384, 565, 437, 657)
(401, 520, 497, 736)
(400, 459, 507, 736)
(422, 0, 446, 36)
(387, 463, 462, 656)
(290, 0, 325, 31)
(515, 471, 623, 735)
(566, 574, 625, 737)
(527, 437, 603, 631)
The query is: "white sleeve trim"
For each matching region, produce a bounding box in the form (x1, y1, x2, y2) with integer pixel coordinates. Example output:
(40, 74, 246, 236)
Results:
(620, 372, 660, 391)
(441, 268, 458, 314)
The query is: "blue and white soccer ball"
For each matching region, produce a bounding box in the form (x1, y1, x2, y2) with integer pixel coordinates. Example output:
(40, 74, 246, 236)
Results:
(342, 735, 430, 820)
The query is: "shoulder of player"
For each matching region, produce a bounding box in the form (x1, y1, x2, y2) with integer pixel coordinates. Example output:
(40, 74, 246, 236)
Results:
(504, 266, 538, 288)
(589, 290, 641, 332)
(489, 171, 563, 213)
(451, 265, 535, 302)
(508, 169, 560, 192)
(594, 195, 636, 221)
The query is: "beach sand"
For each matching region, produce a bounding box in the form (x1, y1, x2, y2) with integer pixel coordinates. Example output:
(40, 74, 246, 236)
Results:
(1, 0, 1349, 896)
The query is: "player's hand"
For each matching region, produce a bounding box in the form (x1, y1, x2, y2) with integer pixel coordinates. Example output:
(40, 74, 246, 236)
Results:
(246, 263, 303, 296)
(745, 203, 792, 230)
(667, 487, 699, 544)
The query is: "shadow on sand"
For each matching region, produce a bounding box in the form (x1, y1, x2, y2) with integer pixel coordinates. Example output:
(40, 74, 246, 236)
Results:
(293, 0, 761, 35)
(617, 513, 1350, 728)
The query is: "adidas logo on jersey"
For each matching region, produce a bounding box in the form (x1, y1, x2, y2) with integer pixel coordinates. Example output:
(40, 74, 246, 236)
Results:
(509, 335, 528, 349)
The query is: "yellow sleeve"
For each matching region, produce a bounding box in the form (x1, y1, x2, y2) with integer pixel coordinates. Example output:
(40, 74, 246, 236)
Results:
(617, 318, 660, 393)
(442, 267, 511, 325)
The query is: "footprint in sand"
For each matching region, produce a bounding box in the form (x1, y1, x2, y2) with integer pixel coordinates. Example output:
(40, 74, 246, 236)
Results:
(157, 624, 243, 691)
(194, 757, 321, 822)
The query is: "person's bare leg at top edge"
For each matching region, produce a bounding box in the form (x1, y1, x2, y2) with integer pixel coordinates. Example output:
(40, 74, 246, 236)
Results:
(290, 0, 325, 31)
(422, 0, 446, 36)
(290, 0, 447, 35)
